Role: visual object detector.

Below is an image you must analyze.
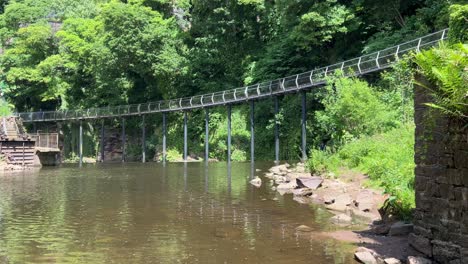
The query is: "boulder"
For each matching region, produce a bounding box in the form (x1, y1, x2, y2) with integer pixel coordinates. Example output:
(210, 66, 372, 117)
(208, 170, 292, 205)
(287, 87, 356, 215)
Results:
(407, 256, 432, 264)
(408, 233, 432, 257)
(335, 193, 353, 206)
(292, 188, 314, 196)
(356, 190, 375, 212)
(296, 176, 323, 190)
(277, 181, 297, 190)
(323, 194, 335, 204)
(295, 225, 313, 232)
(293, 196, 311, 204)
(388, 221, 414, 236)
(326, 193, 352, 212)
(371, 224, 391, 235)
(384, 258, 402, 264)
(274, 176, 288, 184)
(250, 177, 262, 187)
(330, 214, 352, 225)
(355, 251, 378, 264)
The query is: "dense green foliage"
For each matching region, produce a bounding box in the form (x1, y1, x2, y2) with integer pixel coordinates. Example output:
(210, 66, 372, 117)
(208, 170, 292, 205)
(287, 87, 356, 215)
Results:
(307, 66, 416, 217)
(415, 43, 468, 118)
(0, 0, 465, 162)
(413, 5, 468, 119)
(309, 125, 416, 218)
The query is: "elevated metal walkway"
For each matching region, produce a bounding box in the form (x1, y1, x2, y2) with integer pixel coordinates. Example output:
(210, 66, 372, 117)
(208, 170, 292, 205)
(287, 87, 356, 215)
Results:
(16, 29, 448, 123)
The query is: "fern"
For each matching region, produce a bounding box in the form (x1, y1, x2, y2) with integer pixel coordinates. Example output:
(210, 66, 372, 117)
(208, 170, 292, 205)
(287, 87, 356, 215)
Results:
(414, 43, 468, 119)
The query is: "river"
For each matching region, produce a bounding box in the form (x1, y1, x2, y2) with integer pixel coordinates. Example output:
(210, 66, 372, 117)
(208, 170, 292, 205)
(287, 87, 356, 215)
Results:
(0, 162, 355, 263)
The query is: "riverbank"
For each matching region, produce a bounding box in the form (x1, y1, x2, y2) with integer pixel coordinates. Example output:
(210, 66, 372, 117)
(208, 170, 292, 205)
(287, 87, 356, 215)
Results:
(257, 163, 426, 263)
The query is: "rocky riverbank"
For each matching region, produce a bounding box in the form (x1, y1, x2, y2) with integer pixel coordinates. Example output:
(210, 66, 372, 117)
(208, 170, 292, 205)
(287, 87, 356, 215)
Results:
(254, 163, 432, 264)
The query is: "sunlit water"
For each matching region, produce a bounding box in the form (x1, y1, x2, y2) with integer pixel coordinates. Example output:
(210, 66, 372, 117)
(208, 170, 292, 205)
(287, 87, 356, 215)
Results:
(0, 162, 354, 263)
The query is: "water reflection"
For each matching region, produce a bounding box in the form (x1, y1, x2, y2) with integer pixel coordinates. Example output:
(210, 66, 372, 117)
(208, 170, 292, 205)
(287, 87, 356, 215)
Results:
(0, 162, 354, 263)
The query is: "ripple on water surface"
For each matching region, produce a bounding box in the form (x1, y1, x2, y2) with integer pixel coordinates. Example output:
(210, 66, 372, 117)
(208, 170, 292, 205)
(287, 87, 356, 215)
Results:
(0, 162, 354, 263)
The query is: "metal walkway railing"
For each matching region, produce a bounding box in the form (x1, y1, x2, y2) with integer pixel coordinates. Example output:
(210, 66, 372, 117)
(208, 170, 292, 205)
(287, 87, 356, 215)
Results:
(16, 29, 448, 123)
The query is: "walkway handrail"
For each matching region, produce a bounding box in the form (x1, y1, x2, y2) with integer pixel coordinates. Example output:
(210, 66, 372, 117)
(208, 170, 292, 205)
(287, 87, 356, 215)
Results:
(15, 29, 448, 123)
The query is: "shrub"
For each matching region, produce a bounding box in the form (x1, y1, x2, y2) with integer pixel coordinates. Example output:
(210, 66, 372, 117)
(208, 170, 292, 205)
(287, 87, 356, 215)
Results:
(414, 43, 468, 119)
(314, 76, 400, 148)
(165, 148, 182, 162)
(308, 124, 416, 219)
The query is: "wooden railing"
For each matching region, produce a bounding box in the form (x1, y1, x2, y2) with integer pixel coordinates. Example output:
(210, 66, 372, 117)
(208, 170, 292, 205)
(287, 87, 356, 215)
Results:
(31, 133, 59, 150)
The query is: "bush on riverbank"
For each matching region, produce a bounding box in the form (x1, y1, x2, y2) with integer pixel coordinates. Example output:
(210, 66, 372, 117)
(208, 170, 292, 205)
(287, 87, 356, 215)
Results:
(308, 124, 415, 218)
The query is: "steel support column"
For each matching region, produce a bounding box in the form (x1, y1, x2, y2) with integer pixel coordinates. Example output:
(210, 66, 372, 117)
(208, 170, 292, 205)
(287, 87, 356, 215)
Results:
(162, 112, 167, 164)
(100, 119, 105, 162)
(183, 112, 188, 161)
(121, 118, 126, 162)
(250, 100, 255, 162)
(301, 91, 307, 161)
(227, 104, 232, 163)
(205, 109, 209, 162)
(274, 96, 280, 163)
(79, 120, 83, 167)
(142, 115, 146, 163)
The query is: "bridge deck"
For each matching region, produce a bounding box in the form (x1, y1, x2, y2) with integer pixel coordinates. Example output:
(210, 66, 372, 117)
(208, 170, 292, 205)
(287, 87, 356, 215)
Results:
(16, 29, 448, 123)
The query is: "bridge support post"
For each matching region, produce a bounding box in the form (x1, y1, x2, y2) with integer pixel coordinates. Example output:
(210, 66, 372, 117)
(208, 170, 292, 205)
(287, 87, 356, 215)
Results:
(121, 118, 126, 162)
(162, 112, 167, 164)
(250, 100, 254, 163)
(79, 120, 83, 167)
(205, 109, 209, 162)
(274, 96, 280, 164)
(100, 120, 105, 162)
(301, 91, 307, 162)
(227, 104, 232, 164)
(142, 115, 146, 163)
(183, 112, 188, 161)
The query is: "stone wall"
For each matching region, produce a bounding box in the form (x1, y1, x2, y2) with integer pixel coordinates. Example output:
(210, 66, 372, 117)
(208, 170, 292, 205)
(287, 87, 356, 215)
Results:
(410, 75, 468, 263)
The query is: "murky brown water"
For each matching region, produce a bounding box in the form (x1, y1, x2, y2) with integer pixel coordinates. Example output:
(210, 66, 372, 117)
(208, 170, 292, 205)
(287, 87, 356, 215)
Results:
(0, 162, 355, 263)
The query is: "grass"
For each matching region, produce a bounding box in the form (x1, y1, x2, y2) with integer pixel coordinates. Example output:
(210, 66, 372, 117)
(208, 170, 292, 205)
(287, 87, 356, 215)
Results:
(308, 124, 415, 219)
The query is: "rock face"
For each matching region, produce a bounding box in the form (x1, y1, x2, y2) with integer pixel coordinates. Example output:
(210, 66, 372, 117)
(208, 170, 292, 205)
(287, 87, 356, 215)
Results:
(410, 75, 468, 264)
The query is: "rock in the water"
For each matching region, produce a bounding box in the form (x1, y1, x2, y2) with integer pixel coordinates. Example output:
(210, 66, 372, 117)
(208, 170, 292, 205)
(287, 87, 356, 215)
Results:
(277, 181, 297, 190)
(265, 172, 275, 179)
(389, 221, 414, 236)
(384, 258, 402, 264)
(356, 190, 374, 212)
(293, 196, 311, 204)
(295, 225, 313, 232)
(255, 169, 261, 172)
(296, 176, 323, 190)
(331, 214, 352, 225)
(274, 176, 288, 184)
(407, 256, 431, 264)
(354, 251, 377, 264)
(250, 177, 262, 187)
(292, 188, 314, 197)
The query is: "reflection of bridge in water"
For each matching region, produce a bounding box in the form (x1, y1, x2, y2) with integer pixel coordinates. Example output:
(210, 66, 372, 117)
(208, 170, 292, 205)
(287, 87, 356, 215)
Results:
(15, 29, 448, 166)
